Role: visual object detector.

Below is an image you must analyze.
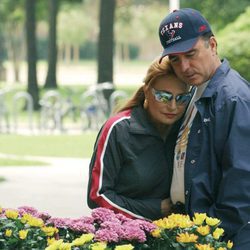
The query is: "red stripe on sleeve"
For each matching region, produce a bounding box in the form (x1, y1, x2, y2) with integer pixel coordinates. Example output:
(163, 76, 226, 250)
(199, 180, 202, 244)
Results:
(89, 109, 142, 218)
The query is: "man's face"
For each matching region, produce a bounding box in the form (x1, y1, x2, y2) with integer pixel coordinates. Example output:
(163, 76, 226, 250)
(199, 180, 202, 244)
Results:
(168, 37, 220, 85)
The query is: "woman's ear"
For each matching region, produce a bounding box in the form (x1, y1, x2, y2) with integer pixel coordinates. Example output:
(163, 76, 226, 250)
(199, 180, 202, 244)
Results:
(143, 85, 149, 99)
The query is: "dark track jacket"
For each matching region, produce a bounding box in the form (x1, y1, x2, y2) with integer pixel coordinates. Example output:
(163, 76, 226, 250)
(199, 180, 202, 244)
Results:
(87, 105, 180, 220)
(184, 59, 250, 249)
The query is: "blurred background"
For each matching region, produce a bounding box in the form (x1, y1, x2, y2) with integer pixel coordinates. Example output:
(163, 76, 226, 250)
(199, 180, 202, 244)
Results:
(0, 0, 249, 216)
(0, 0, 249, 139)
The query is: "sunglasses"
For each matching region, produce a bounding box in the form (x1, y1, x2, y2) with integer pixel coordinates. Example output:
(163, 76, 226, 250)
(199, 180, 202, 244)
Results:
(151, 87, 192, 105)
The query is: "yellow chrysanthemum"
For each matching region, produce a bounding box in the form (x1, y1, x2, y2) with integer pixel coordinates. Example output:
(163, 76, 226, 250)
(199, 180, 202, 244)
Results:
(169, 213, 194, 228)
(153, 218, 176, 229)
(195, 243, 215, 250)
(154, 214, 193, 229)
(176, 232, 198, 243)
(115, 244, 134, 250)
(193, 213, 207, 225)
(42, 226, 59, 236)
(5, 209, 19, 219)
(196, 225, 210, 236)
(47, 237, 56, 246)
(90, 241, 107, 250)
(217, 248, 226, 250)
(5, 229, 12, 237)
(72, 233, 94, 246)
(45, 239, 64, 250)
(27, 216, 44, 227)
(19, 229, 29, 240)
(0, 206, 2, 213)
(58, 242, 72, 250)
(21, 213, 33, 224)
(227, 240, 233, 249)
(212, 227, 224, 240)
(205, 217, 220, 226)
(21, 213, 44, 227)
(151, 228, 162, 238)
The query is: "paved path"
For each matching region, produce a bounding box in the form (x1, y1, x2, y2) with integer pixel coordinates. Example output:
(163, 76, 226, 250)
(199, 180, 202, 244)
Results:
(0, 155, 92, 218)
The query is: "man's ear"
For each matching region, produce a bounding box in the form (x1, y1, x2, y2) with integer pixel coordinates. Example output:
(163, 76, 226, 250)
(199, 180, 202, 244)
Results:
(209, 36, 218, 54)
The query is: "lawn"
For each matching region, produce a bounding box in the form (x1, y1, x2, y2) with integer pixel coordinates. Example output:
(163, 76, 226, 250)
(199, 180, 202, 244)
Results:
(0, 157, 49, 166)
(0, 132, 98, 162)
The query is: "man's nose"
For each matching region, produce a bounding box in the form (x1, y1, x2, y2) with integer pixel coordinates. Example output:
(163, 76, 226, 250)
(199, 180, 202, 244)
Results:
(179, 58, 190, 72)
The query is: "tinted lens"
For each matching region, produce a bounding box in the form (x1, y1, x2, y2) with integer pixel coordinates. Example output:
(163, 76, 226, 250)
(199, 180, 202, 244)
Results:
(155, 91, 173, 103)
(176, 93, 192, 104)
(152, 88, 192, 105)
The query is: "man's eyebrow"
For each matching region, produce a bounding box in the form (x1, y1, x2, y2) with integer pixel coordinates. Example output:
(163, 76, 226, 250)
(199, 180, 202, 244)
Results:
(169, 54, 178, 58)
(186, 49, 196, 53)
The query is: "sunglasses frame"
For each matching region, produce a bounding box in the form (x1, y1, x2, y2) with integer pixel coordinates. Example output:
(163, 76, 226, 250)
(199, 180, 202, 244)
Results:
(151, 87, 192, 105)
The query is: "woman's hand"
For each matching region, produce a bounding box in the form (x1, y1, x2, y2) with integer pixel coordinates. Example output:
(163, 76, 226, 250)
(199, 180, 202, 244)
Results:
(161, 198, 173, 217)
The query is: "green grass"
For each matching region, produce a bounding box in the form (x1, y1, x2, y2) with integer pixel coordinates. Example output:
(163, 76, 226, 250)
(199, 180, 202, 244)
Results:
(0, 158, 49, 167)
(0, 133, 98, 159)
(0, 176, 6, 182)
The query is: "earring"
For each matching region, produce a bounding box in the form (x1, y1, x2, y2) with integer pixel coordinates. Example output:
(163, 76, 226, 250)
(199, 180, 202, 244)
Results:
(144, 98, 148, 109)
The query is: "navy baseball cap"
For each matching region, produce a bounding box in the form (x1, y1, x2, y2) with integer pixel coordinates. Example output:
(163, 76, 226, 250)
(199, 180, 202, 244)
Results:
(159, 8, 212, 57)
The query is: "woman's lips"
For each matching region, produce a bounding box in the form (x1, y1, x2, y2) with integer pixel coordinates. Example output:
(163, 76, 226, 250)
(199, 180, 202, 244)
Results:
(165, 113, 177, 119)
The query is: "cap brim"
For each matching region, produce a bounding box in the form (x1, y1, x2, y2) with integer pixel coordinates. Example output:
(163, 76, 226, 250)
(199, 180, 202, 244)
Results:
(161, 37, 199, 57)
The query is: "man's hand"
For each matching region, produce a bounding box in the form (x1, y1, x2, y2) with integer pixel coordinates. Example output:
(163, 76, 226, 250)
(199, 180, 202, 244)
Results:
(161, 198, 173, 217)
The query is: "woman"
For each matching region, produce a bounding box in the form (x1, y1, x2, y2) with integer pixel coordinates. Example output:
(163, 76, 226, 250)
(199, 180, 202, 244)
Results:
(87, 57, 192, 220)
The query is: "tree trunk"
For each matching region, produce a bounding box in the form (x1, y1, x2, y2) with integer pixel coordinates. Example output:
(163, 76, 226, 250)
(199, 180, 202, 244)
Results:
(44, 0, 58, 89)
(73, 44, 79, 63)
(25, 0, 40, 110)
(65, 43, 71, 63)
(97, 0, 116, 84)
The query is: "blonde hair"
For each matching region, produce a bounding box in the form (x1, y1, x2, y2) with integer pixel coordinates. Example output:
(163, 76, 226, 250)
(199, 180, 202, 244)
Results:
(116, 56, 176, 113)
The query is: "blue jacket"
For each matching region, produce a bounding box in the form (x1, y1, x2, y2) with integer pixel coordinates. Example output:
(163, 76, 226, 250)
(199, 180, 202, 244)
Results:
(184, 59, 250, 249)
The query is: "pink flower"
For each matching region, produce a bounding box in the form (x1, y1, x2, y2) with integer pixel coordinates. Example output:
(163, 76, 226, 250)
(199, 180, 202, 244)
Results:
(18, 206, 38, 216)
(115, 213, 131, 223)
(18, 206, 51, 221)
(91, 207, 116, 223)
(121, 225, 146, 243)
(134, 219, 157, 232)
(47, 217, 71, 228)
(95, 228, 119, 242)
(71, 216, 95, 225)
(68, 221, 95, 233)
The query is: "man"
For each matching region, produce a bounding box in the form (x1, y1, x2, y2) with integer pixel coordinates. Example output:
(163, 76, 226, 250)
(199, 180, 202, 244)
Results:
(158, 8, 250, 249)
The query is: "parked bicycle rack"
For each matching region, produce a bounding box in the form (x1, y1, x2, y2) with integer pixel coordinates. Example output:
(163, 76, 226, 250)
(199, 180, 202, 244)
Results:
(39, 90, 63, 132)
(0, 89, 10, 133)
(12, 91, 33, 133)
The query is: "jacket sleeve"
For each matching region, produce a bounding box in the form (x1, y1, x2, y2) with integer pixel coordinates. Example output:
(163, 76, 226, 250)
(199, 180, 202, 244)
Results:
(87, 116, 163, 220)
(210, 96, 250, 249)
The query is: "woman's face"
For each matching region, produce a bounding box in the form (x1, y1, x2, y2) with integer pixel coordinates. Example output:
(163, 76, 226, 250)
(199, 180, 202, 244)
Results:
(145, 75, 190, 126)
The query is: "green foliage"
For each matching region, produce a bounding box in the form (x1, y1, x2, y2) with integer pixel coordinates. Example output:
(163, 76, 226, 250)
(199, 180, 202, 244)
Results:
(180, 0, 249, 32)
(217, 7, 250, 81)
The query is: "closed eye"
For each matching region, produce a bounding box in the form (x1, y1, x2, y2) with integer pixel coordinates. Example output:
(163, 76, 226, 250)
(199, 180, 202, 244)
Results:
(169, 55, 179, 63)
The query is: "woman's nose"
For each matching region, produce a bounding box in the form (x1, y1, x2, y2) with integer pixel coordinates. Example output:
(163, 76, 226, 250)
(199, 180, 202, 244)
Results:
(167, 99, 177, 110)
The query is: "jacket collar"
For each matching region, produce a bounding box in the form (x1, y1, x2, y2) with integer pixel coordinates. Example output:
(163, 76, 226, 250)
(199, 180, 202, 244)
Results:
(202, 59, 231, 98)
(129, 105, 160, 136)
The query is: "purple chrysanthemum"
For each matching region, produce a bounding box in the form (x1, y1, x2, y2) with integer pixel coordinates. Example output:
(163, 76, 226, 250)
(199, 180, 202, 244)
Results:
(68, 221, 96, 233)
(95, 228, 119, 242)
(18, 206, 38, 216)
(134, 219, 157, 232)
(91, 207, 116, 223)
(46, 217, 71, 228)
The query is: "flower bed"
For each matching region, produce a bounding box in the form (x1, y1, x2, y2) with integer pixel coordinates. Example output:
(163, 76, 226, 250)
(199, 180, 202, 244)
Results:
(0, 206, 233, 250)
